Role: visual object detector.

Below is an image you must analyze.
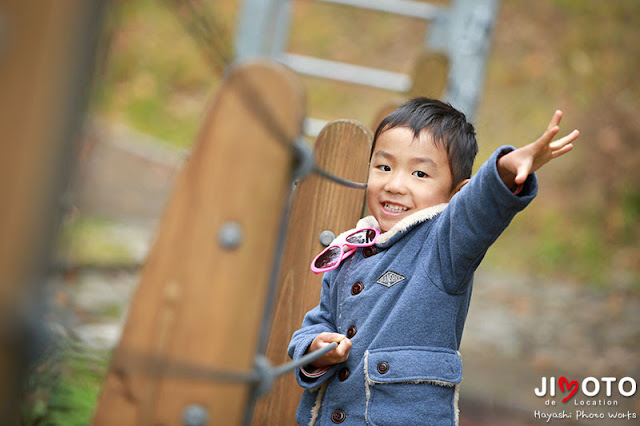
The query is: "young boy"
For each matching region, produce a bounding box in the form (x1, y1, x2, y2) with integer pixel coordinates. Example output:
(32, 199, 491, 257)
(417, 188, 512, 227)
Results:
(288, 98, 579, 425)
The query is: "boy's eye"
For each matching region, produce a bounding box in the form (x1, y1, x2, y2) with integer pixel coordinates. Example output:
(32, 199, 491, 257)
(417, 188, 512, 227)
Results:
(413, 171, 428, 178)
(377, 165, 391, 172)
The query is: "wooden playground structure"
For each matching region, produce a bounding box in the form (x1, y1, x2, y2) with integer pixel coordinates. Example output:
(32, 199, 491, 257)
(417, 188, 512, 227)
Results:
(0, 0, 499, 424)
(92, 60, 373, 425)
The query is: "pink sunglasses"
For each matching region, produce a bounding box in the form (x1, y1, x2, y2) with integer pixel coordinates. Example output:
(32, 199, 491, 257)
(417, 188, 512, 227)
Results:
(310, 227, 380, 274)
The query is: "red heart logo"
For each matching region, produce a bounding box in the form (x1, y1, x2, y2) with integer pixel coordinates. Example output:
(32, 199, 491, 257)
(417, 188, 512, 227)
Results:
(559, 377, 578, 402)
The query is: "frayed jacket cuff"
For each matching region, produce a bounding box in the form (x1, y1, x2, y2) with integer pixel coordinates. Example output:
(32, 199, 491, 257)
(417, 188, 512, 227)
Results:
(291, 337, 337, 389)
(300, 365, 330, 378)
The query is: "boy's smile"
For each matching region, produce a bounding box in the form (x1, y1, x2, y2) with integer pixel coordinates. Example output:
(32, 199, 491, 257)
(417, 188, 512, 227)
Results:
(367, 127, 456, 232)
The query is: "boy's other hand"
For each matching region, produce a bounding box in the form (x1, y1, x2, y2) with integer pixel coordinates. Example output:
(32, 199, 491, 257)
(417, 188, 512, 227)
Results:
(307, 332, 352, 368)
(498, 110, 580, 187)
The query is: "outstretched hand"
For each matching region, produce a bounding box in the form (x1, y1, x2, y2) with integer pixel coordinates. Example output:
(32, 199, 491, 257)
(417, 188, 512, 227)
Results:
(498, 110, 580, 187)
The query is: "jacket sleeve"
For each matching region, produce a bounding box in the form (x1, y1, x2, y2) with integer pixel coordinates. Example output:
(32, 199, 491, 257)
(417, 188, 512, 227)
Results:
(423, 146, 538, 294)
(287, 271, 340, 389)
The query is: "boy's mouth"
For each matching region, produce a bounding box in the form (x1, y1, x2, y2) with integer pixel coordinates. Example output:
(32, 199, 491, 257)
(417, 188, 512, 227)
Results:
(382, 202, 409, 214)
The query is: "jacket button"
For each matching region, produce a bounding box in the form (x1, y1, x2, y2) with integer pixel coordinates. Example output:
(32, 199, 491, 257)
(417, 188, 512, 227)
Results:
(346, 325, 357, 339)
(331, 409, 346, 423)
(338, 367, 350, 382)
(351, 282, 364, 295)
(377, 361, 389, 374)
(362, 246, 377, 258)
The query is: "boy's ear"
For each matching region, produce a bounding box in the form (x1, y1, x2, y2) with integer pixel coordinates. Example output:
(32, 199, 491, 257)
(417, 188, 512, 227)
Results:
(449, 179, 470, 200)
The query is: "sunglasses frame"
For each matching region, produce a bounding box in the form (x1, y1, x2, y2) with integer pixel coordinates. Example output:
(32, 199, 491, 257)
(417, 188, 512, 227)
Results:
(310, 227, 380, 274)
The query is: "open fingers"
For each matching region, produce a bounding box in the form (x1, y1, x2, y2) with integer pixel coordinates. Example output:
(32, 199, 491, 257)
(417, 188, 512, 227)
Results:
(547, 110, 563, 131)
(549, 129, 580, 151)
(548, 130, 579, 162)
(537, 110, 563, 144)
(551, 143, 574, 159)
(539, 110, 578, 148)
(537, 124, 560, 147)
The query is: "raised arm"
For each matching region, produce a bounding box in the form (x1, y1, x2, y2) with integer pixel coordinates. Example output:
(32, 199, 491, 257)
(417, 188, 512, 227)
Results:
(497, 110, 580, 188)
(424, 111, 579, 295)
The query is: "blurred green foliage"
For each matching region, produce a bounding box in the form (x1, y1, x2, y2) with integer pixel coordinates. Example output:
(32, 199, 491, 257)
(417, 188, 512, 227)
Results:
(21, 339, 109, 426)
(56, 216, 140, 266)
(93, 0, 218, 148)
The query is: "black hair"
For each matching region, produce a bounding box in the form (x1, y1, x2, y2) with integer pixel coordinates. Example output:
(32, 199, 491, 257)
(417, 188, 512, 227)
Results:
(372, 97, 478, 189)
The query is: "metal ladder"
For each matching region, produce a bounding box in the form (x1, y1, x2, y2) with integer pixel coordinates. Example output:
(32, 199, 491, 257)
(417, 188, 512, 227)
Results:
(234, 0, 499, 135)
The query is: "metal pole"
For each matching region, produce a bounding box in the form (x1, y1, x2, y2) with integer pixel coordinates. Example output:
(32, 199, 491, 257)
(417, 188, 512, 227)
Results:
(428, 0, 500, 120)
(235, 0, 290, 59)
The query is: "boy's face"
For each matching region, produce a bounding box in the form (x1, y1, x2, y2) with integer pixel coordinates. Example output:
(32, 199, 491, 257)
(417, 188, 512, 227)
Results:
(367, 127, 455, 232)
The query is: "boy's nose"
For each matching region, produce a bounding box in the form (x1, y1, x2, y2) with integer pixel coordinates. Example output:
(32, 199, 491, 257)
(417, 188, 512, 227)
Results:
(383, 173, 408, 194)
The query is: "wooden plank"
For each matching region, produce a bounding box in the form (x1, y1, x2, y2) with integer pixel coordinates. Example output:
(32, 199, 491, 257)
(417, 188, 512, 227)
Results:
(93, 60, 305, 425)
(0, 1, 101, 423)
(251, 120, 372, 425)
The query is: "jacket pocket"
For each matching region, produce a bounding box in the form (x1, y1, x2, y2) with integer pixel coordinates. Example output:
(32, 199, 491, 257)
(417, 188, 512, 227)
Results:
(365, 347, 462, 426)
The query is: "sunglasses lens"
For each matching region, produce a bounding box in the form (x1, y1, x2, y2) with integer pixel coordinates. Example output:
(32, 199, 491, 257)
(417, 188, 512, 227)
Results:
(314, 246, 342, 269)
(346, 229, 377, 245)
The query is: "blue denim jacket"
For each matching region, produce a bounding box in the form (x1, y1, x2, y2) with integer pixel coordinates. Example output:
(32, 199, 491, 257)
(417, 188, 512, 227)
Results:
(288, 147, 538, 425)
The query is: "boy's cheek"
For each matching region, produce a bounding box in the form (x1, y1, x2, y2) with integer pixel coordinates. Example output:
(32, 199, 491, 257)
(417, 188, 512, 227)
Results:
(365, 187, 375, 209)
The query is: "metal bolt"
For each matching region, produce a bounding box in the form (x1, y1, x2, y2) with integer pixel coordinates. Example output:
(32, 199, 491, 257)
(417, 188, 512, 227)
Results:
(182, 404, 209, 426)
(319, 230, 335, 247)
(218, 222, 243, 250)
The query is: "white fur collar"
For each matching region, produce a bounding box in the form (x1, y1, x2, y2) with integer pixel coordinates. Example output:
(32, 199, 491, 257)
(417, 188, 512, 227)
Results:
(332, 203, 448, 246)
